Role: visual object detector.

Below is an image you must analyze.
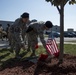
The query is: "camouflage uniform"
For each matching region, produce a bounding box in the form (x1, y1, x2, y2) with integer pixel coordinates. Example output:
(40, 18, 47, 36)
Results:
(0, 26, 3, 41)
(6, 26, 11, 44)
(27, 22, 46, 56)
(12, 18, 27, 57)
(22, 24, 27, 44)
(9, 25, 15, 51)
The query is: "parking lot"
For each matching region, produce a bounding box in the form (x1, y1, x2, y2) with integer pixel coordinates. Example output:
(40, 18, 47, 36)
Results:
(45, 31, 76, 38)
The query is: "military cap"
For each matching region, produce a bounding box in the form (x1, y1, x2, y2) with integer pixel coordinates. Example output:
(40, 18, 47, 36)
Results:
(45, 21, 53, 28)
(21, 12, 29, 18)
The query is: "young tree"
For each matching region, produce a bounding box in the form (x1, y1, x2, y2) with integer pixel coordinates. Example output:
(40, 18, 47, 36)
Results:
(45, 0, 76, 64)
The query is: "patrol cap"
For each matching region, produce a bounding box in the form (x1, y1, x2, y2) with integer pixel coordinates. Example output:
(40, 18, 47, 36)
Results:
(45, 21, 53, 28)
(21, 12, 29, 18)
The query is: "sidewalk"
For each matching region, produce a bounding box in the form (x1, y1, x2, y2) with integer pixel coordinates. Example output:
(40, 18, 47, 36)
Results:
(38, 42, 76, 45)
(0, 40, 76, 49)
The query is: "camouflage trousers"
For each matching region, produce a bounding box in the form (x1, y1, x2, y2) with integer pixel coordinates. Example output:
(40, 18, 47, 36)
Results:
(11, 32, 27, 57)
(7, 32, 12, 45)
(0, 32, 3, 40)
(27, 33, 38, 55)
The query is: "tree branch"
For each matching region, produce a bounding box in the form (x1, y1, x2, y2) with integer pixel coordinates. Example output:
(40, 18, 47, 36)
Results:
(64, 0, 69, 6)
(56, 6, 61, 14)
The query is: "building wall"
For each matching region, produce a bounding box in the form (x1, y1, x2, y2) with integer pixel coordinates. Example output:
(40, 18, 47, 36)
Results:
(67, 28, 74, 32)
(0, 20, 60, 31)
(52, 25, 60, 32)
(46, 25, 60, 32)
(0, 20, 14, 30)
(2, 21, 75, 33)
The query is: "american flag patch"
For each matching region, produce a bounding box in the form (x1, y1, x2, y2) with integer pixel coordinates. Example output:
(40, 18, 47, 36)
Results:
(46, 38, 59, 57)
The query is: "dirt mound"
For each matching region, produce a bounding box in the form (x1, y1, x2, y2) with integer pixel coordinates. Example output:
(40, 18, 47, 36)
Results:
(0, 54, 76, 75)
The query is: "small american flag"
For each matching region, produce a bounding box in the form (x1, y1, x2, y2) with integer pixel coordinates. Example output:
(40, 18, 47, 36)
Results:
(46, 38, 59, 57)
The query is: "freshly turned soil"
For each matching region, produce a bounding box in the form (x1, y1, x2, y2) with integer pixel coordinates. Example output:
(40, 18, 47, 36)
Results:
(0, 54, 76, 75)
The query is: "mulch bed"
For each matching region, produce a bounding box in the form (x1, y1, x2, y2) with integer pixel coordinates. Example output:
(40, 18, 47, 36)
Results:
(0, 54, 76, 75)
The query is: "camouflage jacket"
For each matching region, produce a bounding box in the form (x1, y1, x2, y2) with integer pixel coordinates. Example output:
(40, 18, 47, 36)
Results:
(28, 21, 46, 48)
(11, 18, 27, 35)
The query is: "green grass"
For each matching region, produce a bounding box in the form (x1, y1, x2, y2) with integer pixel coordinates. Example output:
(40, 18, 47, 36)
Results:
(44, 34, 48, 37)
(0, 44, 76, 66)
(64, 44, 76, 55)
(37, 44, 76, 56)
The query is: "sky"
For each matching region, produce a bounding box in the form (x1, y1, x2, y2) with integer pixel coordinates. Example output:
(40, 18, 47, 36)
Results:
(0, 0, 76, 31)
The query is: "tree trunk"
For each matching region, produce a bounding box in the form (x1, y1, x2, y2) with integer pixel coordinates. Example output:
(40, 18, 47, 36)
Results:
(59, 5, 64, 63)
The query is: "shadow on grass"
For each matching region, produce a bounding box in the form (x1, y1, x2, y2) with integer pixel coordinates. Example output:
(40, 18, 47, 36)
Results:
(0, 53, 10, 60)
(0, 58, 34, 71)
(0, 51, 34, 71)
(0, 48, 11, 53)
(19, 51, 29, 57)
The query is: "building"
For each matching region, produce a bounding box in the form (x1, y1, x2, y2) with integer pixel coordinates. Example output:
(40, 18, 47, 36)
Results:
(46, 25, 60, 33)
(0, 20, 14, 30)
(0, 20, 37, 30)
(52, 25, 60, 32)
(67, 28, 74, 32)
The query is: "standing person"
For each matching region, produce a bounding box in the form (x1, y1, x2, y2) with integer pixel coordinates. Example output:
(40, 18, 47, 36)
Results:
(26, 21, 53, 56)
(6, 24, 11, 44)
(0, 24, 3, 41)
(12, 12, 29, 58)
(9, 24, 16, 52)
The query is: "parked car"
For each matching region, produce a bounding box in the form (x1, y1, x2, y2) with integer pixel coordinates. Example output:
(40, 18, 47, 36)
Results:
(53, 32, 60, 38)
(64, 32, 68, 37)
(64, 32, 74, 37)
(68, 32, 76, 37)
(45, 31, 51, 35)
(45, 31, 60, 38)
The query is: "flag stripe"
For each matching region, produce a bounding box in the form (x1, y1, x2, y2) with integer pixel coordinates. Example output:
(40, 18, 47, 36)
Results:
(51, 41, 57, 53)
(50, 45, 54, 54)
(54, 39, 59, 52)
(51, 44, 55, 54)
(46, 38, 59, 55)
(46, 45, 52, 55)
(52, 39, 58, 53)
(46, 44, 54, 55)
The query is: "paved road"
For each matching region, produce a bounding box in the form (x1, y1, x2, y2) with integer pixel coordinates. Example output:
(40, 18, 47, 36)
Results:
(0, 38, 76, 49)
(0, 39, 10, 48)
(43, 37, 76, 42)
(55, 38, 76, 42)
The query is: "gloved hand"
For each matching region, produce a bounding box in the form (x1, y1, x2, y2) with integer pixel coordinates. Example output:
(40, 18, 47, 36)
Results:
(38, 54, 48, 61)
(35, 44, 39, 49)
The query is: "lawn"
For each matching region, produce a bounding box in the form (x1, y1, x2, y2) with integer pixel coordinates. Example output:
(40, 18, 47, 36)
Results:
(37, 44, 76, 56)
(64, 44, 76, 55)
(0, 44, 76, 66)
